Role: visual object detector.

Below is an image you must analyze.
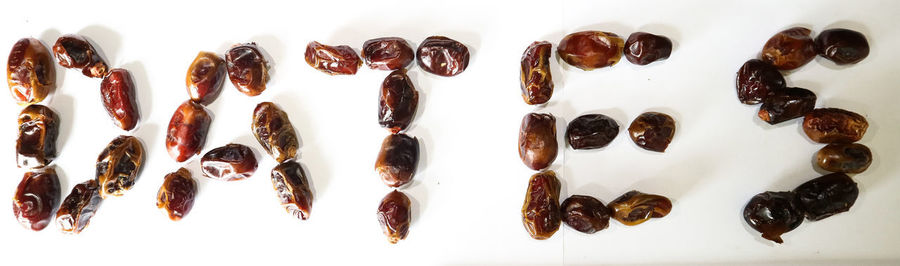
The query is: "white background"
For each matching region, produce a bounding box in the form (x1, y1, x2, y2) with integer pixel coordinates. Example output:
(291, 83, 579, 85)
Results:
(1, 0, 899, 265)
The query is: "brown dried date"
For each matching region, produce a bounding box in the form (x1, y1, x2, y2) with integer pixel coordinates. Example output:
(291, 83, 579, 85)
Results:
(802, 108, 868, 143)
(566, 114, 618, 150)
(252, 102, 299, 162)
(521, 170, 561, 240)
(518, 113, 557, 170)
(607, 190, 672, 226)
(628, 112, 676, 152)
(7, 37, 55, 105)
(16, 104, 59, 168)
(743, 191, 804, 244)
(13, 167, 60, 231)
(758, 87, 816, 124)
(378, 190, 411, 244)
(375, 133, 419, 188)
(166, 100, 212, 162)
(101, 68, 140, 131)
(816, 143, 872, 174)
(305, 41, 361, 75)
(557, 31, 624, 70)
(52, 34, 108, 78)
(362, 37, 414, 71)
(156, 168, 197, 221)
(226, 43, 269, 96)
(761, 27, 816, 70)
(186, 51, 226, 105)
(379, 69, 418, 133)
(561, 195, 610, 234)
(271, 160, 314, 220)
(56, 179, 102, 234)
(201, 143, 258, 181)
(815, 28, 869, 65)
(794, 173, 858, 221)
(96, 135, 145, 198)
(624, 32, 672, 65)
(416, 36, 470, 77)
(520, 41, 554, 105)
(736, 59, 786, 104)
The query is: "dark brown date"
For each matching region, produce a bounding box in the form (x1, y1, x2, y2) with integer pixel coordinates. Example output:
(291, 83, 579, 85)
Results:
(7, 37, 55, 105)
(520, 41, 554, 105)
(794, 173, 858, 221)
(305, 41, 361, 75)
(252, 102, 299, 163)
(379, 69, 418, 133)
(186, 51, 226, 105)
(271, 160, 314, 220)
(736, 59, 786, 104)
(101, 68, 140, 131)
(52, 34, 108, 78)
(378, 190, 411, 244)
(362, 37, 414, 71)
(16, 104, 59, 168)
(802, 108, 868, 143)
(56, 179, 102, 234)
(761, 27, 816, 70)
(521, 170, 561, 240)
(815, 28, 869, 65)
(758, 87, 816, 124)
(156, 168, 197, 221)
(375, 133, 419, 188)
(624, 32, 672, 65)
(557, 31, 624, 70)
(13, 167, 60, 231)
(96, 135, 145, 198)
(561, 195, 610, 234)
(628, 112, 675, 152)
(201, 144, 258, 181)
(225, 43, 269, 96)
(743, 191, 804, 244)
(816, 143, 872, 174)
(518, 113, 558, 170)
(607, 190, 672, 226)
(416, 36, 470, 77)
(166, 100, 212, 162)
(566, 114, 618, 150)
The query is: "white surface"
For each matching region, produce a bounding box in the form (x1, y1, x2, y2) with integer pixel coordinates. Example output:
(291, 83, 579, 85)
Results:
(2, 0, 899, 264)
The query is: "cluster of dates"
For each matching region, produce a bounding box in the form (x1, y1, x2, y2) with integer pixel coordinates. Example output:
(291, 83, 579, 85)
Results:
(736, 27, 872, 244)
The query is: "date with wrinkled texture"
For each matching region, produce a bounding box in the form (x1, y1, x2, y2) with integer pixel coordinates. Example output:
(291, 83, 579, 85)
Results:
(624, 32, 672, 65)
(157, 168, 197, 221)
(815, 28, 869, 65)
(736, 59, 786, 104)
(566, 113, 618, 150)
(166, 100, 212, 162)
(379, 69, 418, 133)
(557, 31, 624, 70)
(226, 43, 269, 96)
(201, 143, 258, 181)
(628, 112, 676, 152)
(416, 36, 470, 77)
(761, 27, 816, 70)
(17, 104, 59, 168)
(56, 179, 102, 234)
(816, 143, 872, 174)
(802, 108, 868, 143)
(305, 41, 361, 75)
(186, 51, 226, 105)
(97, 135, 145, 198)
(378, 190, 411, 244)
(522, 171, 561, 240)
(362, 37, 414, 71)
(8, 37, 55, 105)
(561, 195, 610, 234)
(375, 133, 419, 188)
(520, 41, 554, 105)
(252, 102, 299, 162)
(13, 167, 60, 231)
(743, 191, 804, 244)
(53, 34, 108, 78)
(607, 190, 672, 226)
(101, 68, 140, 131)
(271, 160, 313, 220)
(794, 173, 858, 221)
(758, 87, 816, 124)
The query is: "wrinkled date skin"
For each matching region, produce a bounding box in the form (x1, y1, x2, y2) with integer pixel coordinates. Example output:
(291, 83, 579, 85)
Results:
(628, 112, 676, 152)
(561, 195, 610, 234)
(226, 43, 269, 96)
(362, 37, 414, 71)
(378, 190, 411, 244)
(518, 113, 558, 170)
(156, 168, 197, 221)
(520, 41, 554, 105)
(96, 135, 145, 198)
(13, 167, 61, 231)
(607, 190, 672, 226)
(305, 41, 361, 75)
(743, 191, 804, 244)
(101, 68, 140, 131)
(557, 31, 624, 70)
(7, 37, 55, 105)
(761, 27, 816, 70)
(201, 144, 258, 181)
(379, 69, 418, 133)
(758, 87, 816, 124)
(566, 114, 619, 150)
(375, 133, 419, 188)
(52, 34, 108, 78)
(56, 179, 102, 234)
(166, 100, 212, 162)
(271, 160, 314, 220)
(794, 173, 859, 221)
(815, 29, 869, 65)
(252, 102, 299, 163)
(624, 32, 673, 65)
(186, 51, 226, 105)
(816, 143, 872, 174)
(522, 171, 561, 240)
(736, 59, 786, 104)
(802, 108, 868, 143)
(416, 36, 470, 77)
(17, 104, 59, 168)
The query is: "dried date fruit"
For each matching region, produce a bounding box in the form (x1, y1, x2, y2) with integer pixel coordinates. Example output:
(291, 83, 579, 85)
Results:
(628, 112, 676, 152)
(225, 43, 269, 96)
(378, 190, 411, 244)
(362, 37, 414, 71)
(521, 170, 561, 240)
(802, 108, 868, 143)
(816, 143, 872, 174)
(815, 28, 869, 65)
(560, 195, 610, 234)
(518, 113, 558, 170)
(520, 41, 554, 105)
(557, 31, 624, 70)
(166, 100, 212, 162)
(624, 32, 672, 65)
(13, 167, 60, 231)
(56, 179, 102, 234)
(607, 190, 672, 226)
(758, 87, 816, 124)
(201, 143, 258, 181)
(761, 27, 816, 70)
(271, 160, 313, 220)
(16, 104, 59, 168)
(566, 114, 618, 150)
(743, 191, 804, 244)
(305, 41, 361, 75)
(7, 37, 55, 105)
(794, 173, 858, 221)
(186, 51, 226, 105)
(416, 36, 470, 77)
(252, 102, 299, 162)
(378, 69, 418, 133)
(52, 34, 108, 78)
(156, 168, 197, 221)
(375, 133, 419, 188)
(736, 59, 786, 104)
(101, 68, 140, 131)
(96, 135, 145, 198)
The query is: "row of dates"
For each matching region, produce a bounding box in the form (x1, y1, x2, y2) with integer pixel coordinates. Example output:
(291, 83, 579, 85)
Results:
(306, 36, 469, 77)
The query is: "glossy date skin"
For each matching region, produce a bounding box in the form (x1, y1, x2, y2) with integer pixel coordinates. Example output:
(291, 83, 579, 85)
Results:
(816, 143, 872, 174)
(561, 195, 610, 234)
(758, 87, 816, 124)
(157, 168, 197, 221)
(378, 190, 411, 244)
(52, 34, 108, 78)
(101, 68, 140, 131)
(628, 112, 676, 152)
(362, 37, 414, 71)
(375, 133, 419, 188)
(624, 32, 672, 65)
(743, 191, 804, 244)
(96, 135, 145, 198)
(166, 100, 212, 162)
(557, 31, 624, 70)
(305, 41, 361, 75)
(815, 29, 869, 65)
(8, 37, 55, 105)
(226, 43, 269, 96)
(794, 173, 858, 221)
(522, 171, 561, 240)
(416, 36, 470, 77)
(761, 27, 816, 70)
(566, 114, 618, 150)
(252, 102, 299, 163)
(520, 41, 554, 105)
(186, 51, 226, 105)
(201, 144, 258, 181)
(17, 104, 59, 168)
(379, 69, 418, 133)
(802, 108, 868, 143)
(271, 160, 314, 220)
(736, 59, 786, 104)
(518, 113, 558, 170)
(56, 179, 102, 234)
(13, 167, 61, 231)
(607, 190, 672, 226)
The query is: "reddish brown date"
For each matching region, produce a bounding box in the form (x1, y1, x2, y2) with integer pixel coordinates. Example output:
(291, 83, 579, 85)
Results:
(13, 167, 60, 231)
(816, 143, 872, 174)
(52, 34, 108, 78)
(362, 37, 414, 71)
(815, 28, 869, 65)
(252, 102, 299, 163)
(628, 112, 676, 152)
(96, 135, 145, 198)
(271, 160, 314, 220)
(566, 114, 618, 150)
(522, 170, 561, 240)
(101, 68, 140, 131)
(186, 51, 226, 105)
(794, 173, 858, 221)
(166, 100, 212, 162)
(17, 104, 59, 168)
(56, 179, 102, 234)
(761, 27, 816, 70)
(518, 113, 558, 170)
(802, 108, 868, 143)
(416, 36, 470, 77)
(305, 41, 361, 75)
(201, 143, 258, 181)
(743, 191, 804, 244)
(520, 41, 554, 105)
(758, 87, 816, 124)
(226, 43, 269, 96)
(624, 32, 672, 65)
(375, 133, 419, 188)
(608, 190, 672, 226)
(561, 195, 610, 234)
(157, 168, 197, 221)
(736, 59, 786, 104)
(7, 37, 55, 105)
(557, 31, 624, 70)
(379, 69, 418, 133)
(378, 190, 411, 244)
